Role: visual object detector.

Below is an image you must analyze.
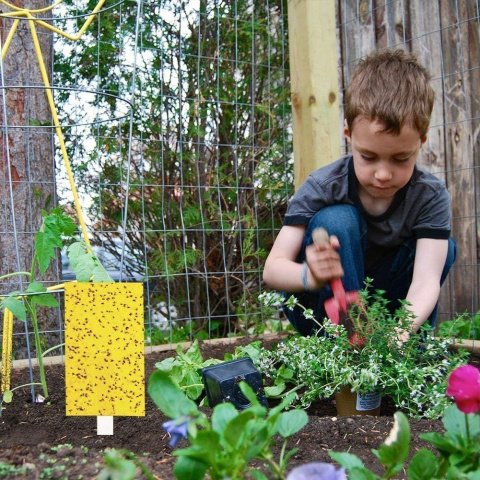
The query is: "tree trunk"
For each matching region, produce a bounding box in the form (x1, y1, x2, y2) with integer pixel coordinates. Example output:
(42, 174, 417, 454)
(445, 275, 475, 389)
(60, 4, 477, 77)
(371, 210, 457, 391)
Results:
(0, 0, 58, 358)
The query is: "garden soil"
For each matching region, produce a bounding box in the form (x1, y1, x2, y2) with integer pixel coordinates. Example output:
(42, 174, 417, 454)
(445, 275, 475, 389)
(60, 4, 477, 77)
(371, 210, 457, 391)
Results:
(1, 336, 479, 480)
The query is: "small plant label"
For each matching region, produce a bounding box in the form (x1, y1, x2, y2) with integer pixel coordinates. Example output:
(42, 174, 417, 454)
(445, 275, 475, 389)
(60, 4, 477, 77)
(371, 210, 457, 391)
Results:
(356, 391, 381, 411)
(64, 283, 145, 417)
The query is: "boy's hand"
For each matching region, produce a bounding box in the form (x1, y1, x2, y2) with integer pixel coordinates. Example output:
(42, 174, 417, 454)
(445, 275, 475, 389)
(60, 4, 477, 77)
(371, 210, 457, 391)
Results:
(304, 232, 344, 289)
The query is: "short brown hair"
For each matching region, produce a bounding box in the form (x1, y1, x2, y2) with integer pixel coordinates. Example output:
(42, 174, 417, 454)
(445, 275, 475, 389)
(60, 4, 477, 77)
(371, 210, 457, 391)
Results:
(344, 49, 435, 138)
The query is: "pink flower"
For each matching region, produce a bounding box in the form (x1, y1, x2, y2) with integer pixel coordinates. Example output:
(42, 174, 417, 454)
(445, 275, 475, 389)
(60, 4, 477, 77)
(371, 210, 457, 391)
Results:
(447, 365, 480, 414)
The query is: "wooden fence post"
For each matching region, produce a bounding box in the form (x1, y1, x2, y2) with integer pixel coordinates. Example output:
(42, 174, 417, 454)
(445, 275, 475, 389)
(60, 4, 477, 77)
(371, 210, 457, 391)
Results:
(287, 0, 341, 189)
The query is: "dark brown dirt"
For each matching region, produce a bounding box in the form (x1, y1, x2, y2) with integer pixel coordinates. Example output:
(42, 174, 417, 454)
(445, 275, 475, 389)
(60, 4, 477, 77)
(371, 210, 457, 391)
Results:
(0, 337, 478, 479)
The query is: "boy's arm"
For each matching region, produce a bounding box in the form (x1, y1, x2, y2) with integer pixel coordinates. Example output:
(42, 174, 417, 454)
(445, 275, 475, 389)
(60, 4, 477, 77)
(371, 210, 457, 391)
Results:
(405, 238, 449, 333)
(263, 225, 343, 292)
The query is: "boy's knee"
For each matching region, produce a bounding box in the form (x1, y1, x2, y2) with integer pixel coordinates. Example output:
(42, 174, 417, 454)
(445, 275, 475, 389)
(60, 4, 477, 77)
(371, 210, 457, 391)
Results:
(306, 204, 365, 240)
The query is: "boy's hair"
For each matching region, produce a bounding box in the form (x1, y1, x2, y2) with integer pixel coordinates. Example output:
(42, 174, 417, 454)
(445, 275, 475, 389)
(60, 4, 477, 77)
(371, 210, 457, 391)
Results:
(344, 49, 435, 138)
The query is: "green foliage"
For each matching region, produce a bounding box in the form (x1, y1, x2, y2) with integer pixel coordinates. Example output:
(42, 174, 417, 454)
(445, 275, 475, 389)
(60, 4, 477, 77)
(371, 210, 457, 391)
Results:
(0, 207, 113, 401)
(256, 286, 470, 419)
(152, 339, 261, 404)
(54, 0, 292, 335)
(154, 340, 222, 401)
(97, 450, 137, 480)
(419, 404, 480, 477)
(329, 406, 480, 480)
(0, 462, 34, 477)
(438, 311, 480, 341)
(148, 370, 308, 480)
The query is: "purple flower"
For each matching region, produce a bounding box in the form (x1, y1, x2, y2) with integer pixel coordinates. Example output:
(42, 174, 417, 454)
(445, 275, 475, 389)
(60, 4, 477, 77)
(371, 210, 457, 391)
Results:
(162, 418, 189, 448)
(286, 463, 347, 480)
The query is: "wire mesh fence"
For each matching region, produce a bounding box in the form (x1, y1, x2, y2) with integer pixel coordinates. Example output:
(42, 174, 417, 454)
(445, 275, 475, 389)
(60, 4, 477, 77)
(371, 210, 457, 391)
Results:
(0, 0, 479, 367)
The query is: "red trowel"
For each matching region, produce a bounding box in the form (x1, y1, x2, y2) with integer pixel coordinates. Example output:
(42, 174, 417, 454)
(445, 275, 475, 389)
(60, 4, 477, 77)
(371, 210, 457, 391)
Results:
(312, 228, 361, 342)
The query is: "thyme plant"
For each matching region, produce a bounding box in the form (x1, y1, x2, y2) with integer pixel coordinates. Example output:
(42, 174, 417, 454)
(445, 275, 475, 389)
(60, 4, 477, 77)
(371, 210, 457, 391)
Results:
(257, 286, 469, 419)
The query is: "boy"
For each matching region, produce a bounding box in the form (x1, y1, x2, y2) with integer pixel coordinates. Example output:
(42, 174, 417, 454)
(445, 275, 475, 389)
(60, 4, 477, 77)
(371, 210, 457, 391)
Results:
(263, 49, 456, 338)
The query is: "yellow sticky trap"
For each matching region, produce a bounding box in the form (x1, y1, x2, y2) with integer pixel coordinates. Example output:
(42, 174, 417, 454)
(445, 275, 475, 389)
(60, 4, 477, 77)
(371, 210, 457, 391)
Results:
(65, 283, 145, 416)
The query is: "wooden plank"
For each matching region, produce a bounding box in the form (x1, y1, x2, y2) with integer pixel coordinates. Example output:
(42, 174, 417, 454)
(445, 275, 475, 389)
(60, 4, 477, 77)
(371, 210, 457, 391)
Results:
(288, 0, 341, 189)
(462, 0, 480, 315)
(338, 0, 376, 85)
(408, 0, 453, 321)
(439, 0, 477, 316)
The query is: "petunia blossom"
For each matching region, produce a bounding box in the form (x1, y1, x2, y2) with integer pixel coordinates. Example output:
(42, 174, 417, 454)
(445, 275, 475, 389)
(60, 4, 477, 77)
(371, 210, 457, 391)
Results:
(286, 462, 347, 480)
(162, 418, 189, 447)
(446, 364, 480, 414)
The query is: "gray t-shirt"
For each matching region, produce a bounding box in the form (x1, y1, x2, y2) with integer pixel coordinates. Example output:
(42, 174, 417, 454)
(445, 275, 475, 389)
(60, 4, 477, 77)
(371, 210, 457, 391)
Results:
(284, 155, 451, 249)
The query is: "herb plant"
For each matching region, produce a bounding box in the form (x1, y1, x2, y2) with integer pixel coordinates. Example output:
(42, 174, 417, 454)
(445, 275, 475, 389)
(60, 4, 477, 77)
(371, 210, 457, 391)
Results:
(257, 285, 469, 419)
(148, 369, 308, 480)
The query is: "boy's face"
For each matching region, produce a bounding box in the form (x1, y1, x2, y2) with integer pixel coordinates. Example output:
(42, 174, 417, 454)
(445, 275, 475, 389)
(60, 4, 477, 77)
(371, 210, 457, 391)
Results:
(344, 117, 426, 206)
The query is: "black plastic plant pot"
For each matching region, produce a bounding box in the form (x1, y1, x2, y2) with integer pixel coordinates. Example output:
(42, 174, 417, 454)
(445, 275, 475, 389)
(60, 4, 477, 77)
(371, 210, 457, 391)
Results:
(201, 357, 268, 410)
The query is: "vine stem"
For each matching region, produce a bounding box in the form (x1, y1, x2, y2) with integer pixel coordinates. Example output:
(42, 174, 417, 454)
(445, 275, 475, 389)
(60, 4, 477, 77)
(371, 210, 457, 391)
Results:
(0, 272, 31, 282)
(25, 298, 49, 398)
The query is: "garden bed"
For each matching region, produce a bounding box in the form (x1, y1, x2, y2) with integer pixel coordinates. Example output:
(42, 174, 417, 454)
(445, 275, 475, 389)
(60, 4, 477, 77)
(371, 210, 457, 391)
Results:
(1, 336, 478, 479)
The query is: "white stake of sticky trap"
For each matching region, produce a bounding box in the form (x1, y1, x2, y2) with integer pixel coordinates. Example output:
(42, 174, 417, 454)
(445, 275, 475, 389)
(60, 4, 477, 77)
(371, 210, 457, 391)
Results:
(97, 415, 114, 435)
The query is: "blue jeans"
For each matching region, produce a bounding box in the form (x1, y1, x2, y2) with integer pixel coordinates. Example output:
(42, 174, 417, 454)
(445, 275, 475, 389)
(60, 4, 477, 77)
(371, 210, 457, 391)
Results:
(284, 204, 456, 336)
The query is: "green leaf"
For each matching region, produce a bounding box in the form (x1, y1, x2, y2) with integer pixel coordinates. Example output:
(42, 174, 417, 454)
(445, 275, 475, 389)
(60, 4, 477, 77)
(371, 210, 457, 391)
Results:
(31, 293, 59, 308)
(3, 390, 13, 403)
(223, 410, 255, 449)
(90, 265, 114, 283)
(173, 455, 208, 480)
(147, 370, 198, 419)
(248, 470, 269, 480)
(98, 450, 136, 480)
(264, 383, 286, 397)
(155, 357, 176, 373)
(408, 449, 438, 480)
(174, 430, 220, 463)
(348, 467, 378, 480)
(35, 230, 60, 275)
(466, 469, 480, 480)
(177, 340, 204, 366)
(442, 404, 480, 439)
(374, 412, 410, 467)
(25, 282, 47, 293)
(183, 375, 203, 401)
(329, 451, 365, 470)
(2, 296, 26, 321)
(211, 402, 239, 435)
(70, 253, 96, 282)
(277, 409, 308, 438)
(443, 405, 469, 436)
(419, 432, 459, 454)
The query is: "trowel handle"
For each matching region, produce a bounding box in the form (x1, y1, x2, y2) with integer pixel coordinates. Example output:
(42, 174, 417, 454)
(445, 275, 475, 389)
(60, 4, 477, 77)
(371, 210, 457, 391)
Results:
(311, 227, 347, 312)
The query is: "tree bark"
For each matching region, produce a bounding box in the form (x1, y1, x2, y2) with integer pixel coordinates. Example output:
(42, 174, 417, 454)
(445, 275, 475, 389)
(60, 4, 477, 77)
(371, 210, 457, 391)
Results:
(0, 0, 58, 358)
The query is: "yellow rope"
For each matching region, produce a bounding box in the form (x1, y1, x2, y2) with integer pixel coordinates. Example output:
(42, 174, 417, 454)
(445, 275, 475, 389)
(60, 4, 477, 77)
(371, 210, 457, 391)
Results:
(1, 309, 14, 394)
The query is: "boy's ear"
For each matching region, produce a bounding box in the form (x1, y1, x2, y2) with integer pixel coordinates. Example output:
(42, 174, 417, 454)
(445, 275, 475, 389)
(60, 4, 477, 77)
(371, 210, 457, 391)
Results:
(421, 135, 428, 145)
(344, 119, 352, 143)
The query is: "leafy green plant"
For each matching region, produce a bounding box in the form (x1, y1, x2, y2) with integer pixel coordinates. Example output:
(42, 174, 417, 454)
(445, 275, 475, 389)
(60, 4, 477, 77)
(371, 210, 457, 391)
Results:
(154, 339, 222, 401)
(438, 310, 480, 341)
(98, 449, 156, 480)
(153, 338, 262, 403)
(256, 285, 469, 419)
(326, 365, 480, 479)
(0, 207, 113, 403)
(148, 369, 308, 480)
